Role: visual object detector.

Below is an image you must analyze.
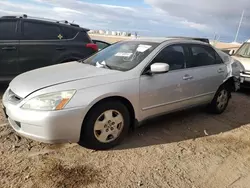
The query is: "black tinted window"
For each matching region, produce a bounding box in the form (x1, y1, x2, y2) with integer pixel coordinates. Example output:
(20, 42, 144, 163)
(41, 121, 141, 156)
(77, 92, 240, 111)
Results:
(77, 31, 91, 42)
(0, 20, 17, 40)
(23, 21, 61, 40)
(94, 41, 110, 50)
(187, 45, 222, 68)
(61, 27, 77, 39)
(152, 45, 185, 71)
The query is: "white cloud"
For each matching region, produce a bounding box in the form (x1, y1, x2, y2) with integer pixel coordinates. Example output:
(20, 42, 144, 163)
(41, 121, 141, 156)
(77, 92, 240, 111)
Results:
(180, 20, 209, 31)
(1, 0, 249, 41)
(145, 0, 250, 41)
(53, 7, 85, 15)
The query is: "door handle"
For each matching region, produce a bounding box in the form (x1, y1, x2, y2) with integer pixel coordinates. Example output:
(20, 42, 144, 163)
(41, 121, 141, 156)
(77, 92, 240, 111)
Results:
(218, 68, 225, 73)
(56, 47, 66, 51)
(2, 47, 16, 51)
(183, 75, 193, 80)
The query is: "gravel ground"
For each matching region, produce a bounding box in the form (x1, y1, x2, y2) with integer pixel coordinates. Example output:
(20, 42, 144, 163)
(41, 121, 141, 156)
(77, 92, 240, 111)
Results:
(1, 85, 250, 188)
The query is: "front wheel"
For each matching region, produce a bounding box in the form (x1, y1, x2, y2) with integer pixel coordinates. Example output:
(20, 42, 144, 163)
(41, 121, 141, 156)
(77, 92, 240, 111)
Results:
(80, 101, 130, 150)
(209, 85, 230, 114)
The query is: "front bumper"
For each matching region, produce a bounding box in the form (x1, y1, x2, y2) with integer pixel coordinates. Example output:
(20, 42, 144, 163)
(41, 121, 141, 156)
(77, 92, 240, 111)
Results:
(240, 72, 250, 88)
(2, 99, 86, 143)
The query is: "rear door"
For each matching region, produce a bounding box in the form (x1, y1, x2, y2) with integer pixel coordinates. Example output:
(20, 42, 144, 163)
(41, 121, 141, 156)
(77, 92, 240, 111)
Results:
(19, 20, 63, 73)
(185, 44, 227, 103)
(0, 19, 20, 80)
(59, 27, 96, 61)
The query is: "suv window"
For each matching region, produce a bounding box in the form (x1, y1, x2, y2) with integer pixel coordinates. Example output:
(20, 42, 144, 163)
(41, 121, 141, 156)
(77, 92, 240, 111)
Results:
(23, 21, 61, 40)
(77, 31, 91, 43)
(0, 20, 17, 40)
(152, 45, 186, 71)
(187, 45, 222, 68)
(61, 27, 78, 39)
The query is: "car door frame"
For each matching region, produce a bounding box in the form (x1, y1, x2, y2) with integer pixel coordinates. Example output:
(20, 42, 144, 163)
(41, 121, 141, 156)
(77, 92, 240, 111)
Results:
(0, 18, 21, 81)
(184, 43, 227, 104)
(139, 42, 199, 120)
(18, 19, 64, 73)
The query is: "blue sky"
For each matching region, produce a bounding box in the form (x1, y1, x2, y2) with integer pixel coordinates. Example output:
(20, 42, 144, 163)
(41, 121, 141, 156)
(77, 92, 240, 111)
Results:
(1, 0, 250, 42)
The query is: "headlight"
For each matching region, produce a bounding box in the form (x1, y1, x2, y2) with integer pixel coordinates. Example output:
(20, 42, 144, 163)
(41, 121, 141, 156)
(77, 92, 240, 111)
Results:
(21, 90, 76, 111)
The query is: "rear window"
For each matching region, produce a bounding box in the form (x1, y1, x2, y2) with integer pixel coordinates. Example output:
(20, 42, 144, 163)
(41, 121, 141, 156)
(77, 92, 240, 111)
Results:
(76, 31, 91, 43)
(0, 20, 17, 40)
(23, 21, 62, 40)
(61, 27, 78, 39)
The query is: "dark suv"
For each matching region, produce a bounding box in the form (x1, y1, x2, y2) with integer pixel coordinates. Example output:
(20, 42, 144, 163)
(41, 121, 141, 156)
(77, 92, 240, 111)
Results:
(0, 15, 98, 82)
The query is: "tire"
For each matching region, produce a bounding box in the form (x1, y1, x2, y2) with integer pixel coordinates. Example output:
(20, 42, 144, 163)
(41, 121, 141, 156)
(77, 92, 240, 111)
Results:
(79, 100, 130, 150)
(209, 85, 230, 114)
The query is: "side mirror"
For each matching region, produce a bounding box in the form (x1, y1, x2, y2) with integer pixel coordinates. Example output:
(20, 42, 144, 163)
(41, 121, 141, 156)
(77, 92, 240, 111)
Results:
(229, 49, 235, 56)
(150, 63, 169, 74)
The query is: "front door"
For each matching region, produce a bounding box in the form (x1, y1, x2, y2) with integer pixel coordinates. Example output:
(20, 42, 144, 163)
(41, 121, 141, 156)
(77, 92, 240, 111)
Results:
(139, 44, 196, 120)
(0, 19, 19, 81)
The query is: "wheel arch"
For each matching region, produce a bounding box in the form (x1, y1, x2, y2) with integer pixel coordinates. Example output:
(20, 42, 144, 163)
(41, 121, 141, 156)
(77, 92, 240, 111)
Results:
(222, 76, 237, 93)
(82, 95, 136, 130)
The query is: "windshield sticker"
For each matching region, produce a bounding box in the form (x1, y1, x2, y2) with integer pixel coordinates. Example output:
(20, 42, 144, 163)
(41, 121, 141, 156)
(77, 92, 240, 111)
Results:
(137, 45, 152, 52)
(115, 52, 133, 57)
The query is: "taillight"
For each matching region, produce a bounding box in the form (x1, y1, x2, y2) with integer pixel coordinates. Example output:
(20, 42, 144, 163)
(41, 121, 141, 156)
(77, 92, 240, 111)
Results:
(86, 43, 98, 51)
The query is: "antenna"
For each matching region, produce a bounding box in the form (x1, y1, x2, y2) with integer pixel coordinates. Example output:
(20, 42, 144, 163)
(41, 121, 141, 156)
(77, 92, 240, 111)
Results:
(234, 10, 245, 43)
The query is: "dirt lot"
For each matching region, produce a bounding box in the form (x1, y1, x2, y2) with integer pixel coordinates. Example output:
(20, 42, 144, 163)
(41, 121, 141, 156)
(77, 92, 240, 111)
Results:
(1, 85, 250, 188)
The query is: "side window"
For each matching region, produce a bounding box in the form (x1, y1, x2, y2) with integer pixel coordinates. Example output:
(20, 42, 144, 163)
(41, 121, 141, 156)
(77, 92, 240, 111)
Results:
(76, 31, 91, 43)
(152, 45, 186, 71)
(187, 45, 221, 68)
(94, 41, 110, 51)
(61, 27, 78, 39)
(23, 21, 61, 40)
(0, 20, 17, 40)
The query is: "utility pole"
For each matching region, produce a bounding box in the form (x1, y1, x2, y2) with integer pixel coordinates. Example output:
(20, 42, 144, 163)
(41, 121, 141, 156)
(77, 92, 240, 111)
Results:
(234, 10, 245, 43)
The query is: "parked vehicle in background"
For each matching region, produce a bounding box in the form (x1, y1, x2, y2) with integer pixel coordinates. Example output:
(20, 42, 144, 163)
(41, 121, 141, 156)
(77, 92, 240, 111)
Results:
(92, 39, 110, 51)
(2, 38, 240, 150)
(229, 40, 250, 88)
(0, 14, 98, 82)
(171, 36, 210, 44)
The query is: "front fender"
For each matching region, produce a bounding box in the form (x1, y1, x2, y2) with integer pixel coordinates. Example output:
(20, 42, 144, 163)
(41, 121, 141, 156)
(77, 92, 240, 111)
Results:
(65, 79, 141, 120)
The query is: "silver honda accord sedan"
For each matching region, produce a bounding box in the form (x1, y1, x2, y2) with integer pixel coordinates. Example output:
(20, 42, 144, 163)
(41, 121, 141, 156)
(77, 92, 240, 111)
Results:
(2, 38, 241, 150)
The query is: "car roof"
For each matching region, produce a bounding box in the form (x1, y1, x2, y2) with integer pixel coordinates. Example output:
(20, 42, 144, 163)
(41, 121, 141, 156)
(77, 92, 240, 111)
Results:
(128, 37, 210, 45)
(0, 15, 89, 31)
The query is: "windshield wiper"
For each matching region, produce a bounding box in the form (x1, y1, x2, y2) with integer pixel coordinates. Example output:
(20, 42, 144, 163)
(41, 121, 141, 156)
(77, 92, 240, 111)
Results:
(77, 59, 85, 63)
(103, 64, 112, 69)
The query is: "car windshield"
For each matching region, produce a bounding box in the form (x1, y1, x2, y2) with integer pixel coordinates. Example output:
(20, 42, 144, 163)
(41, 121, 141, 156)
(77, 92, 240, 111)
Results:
(83, 41, 159, 71)
(235, 42, 250, 58)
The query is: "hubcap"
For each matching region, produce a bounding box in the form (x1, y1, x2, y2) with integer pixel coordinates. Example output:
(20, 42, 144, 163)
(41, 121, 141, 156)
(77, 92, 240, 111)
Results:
(94, 110, 124, 143)
(216, 89, 228, 110)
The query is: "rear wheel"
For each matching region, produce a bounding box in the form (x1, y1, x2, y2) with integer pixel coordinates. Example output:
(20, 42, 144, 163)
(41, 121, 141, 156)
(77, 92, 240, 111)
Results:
(80, 101, 130, 150)
(209, 85, 230, 114)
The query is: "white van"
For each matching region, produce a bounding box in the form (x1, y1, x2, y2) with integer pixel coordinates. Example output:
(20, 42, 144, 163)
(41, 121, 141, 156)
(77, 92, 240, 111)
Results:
(230, 40, 250, 87)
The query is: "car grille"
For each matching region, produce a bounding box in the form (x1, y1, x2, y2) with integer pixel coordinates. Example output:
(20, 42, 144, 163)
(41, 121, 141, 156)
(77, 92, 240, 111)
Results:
(7, 89, 22, 103)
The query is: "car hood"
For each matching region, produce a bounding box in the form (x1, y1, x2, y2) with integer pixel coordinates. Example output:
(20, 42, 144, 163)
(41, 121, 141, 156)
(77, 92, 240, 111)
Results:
(10, 62, 119, 98)
(232, 56, 250, 71)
